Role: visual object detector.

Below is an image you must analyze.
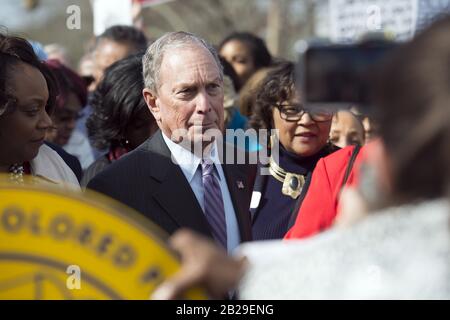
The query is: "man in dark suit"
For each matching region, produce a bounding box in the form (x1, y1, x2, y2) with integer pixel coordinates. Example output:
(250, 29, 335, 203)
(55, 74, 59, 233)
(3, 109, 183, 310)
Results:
(87, 32, 256, 252)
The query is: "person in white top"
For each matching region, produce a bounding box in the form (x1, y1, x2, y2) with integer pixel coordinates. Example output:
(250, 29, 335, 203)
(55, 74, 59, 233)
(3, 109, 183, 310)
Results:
(0, 33, 79, 190)
(29, 144, 79, 189)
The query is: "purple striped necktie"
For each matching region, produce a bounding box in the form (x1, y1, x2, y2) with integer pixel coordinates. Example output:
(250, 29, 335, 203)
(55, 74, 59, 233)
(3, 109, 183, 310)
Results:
(201, 159, 227, 249)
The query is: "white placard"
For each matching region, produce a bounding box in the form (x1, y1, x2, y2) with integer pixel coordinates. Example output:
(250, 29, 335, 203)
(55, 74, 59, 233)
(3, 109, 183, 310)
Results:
(329, 0, 418, 42)
(138, 0, 175, 7)
(92, 0, 133, 36)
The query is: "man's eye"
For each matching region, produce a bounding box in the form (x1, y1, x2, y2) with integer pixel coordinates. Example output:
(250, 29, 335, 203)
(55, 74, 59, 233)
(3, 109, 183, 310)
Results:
(179, 88, 194, 94)
(207, 83, 220, 91)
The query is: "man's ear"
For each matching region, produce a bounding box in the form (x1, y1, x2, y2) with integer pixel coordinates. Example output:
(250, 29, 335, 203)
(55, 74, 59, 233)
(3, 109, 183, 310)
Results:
(143, 88, 161, 122)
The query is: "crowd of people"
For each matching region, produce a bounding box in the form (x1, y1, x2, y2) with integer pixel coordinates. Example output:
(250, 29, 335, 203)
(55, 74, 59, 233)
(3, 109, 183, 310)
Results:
(0, 15, 449, 299)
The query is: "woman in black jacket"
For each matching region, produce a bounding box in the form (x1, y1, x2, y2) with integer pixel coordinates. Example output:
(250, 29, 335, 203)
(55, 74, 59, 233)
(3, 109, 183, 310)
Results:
(249, 61, 338, 240)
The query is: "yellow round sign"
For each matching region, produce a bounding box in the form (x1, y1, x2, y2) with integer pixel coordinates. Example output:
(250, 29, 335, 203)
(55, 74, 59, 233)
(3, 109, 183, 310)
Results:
(0, 177, 206, 300)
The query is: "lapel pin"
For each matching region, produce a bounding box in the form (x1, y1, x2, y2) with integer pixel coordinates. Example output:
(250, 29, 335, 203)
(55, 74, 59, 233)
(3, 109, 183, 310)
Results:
(237, 180, 245, 189)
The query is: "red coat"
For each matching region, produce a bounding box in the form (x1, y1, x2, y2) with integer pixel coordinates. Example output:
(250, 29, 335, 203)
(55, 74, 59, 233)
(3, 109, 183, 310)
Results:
(284, 143, 372, 240)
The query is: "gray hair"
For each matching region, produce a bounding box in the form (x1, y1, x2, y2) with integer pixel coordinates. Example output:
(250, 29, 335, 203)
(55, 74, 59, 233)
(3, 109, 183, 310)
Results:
(142, 31, 223, 93)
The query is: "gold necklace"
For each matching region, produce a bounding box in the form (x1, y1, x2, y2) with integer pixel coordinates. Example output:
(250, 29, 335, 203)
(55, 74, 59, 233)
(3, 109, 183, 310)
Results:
(9, 163, 25, 184)
(268, 156, 305, 199)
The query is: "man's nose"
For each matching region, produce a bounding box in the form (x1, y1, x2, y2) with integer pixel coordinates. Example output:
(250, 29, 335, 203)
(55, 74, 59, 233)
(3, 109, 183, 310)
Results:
(195, 90, 212, 114)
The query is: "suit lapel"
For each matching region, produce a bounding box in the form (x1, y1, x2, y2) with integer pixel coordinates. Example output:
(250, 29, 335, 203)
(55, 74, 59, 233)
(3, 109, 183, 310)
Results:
(144, 131, 213, 238)
(249, 163, 269, 222)
(221, 162, 253, 242)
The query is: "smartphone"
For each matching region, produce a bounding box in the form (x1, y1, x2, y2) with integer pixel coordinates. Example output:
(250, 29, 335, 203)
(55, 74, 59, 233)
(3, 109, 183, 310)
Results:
(297, 42, 397, 108)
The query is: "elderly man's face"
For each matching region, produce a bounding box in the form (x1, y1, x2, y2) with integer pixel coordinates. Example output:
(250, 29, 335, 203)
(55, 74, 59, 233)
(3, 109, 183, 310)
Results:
(144, 45, 224, 149)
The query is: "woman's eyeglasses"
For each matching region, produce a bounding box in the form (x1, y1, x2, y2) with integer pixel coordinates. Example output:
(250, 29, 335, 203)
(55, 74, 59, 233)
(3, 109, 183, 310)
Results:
(276, 104, 333, 122)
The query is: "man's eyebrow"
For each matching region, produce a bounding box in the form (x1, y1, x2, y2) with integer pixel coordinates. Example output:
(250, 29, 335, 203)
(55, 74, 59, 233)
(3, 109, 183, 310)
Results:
(172, 82, 195, 91)
(209, 76, 222, 82)
(173, 77, 222, 89)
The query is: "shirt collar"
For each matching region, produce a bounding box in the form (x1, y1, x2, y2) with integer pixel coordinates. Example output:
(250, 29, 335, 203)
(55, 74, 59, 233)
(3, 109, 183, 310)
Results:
(206, 142, 222, 181)
(162, 132, 222, 182)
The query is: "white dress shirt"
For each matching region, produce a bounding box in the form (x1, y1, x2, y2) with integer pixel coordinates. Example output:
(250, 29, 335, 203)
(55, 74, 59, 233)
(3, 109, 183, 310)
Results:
(162, 132, 241, 252)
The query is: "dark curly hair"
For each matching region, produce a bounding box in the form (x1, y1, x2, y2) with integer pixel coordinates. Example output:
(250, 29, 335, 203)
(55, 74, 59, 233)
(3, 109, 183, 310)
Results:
(0, 33, 58, 117)
(249, 61, 295, 131)
(86, 52, 150, 150)
(96, 25, 148, 52)
(219, 32, 272, 71)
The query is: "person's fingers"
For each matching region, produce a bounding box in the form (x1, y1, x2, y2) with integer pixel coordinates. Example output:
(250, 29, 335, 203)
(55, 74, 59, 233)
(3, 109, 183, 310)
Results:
(169, 229, 214, 255)
(151, 282, 177, 300)
(151, 230, 217, 299)
(151, 268, 203, 300)
(168, 229, 200, 253)
(335, 187, 368, 228)
(154, 229, 244, 299)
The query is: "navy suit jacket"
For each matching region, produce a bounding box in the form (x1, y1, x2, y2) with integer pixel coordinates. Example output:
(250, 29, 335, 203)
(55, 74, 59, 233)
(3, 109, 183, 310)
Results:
(87, 130, 256, 242)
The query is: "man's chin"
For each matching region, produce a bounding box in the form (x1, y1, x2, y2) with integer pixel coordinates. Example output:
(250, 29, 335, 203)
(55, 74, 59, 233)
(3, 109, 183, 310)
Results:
(175, 135, 215, 156)
(187, 135, 215, 146)
(189, 127, 222, 140)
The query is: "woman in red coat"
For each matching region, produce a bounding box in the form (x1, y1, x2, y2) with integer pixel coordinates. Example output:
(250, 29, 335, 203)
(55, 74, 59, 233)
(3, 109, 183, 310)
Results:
(284, 141, 379, 239)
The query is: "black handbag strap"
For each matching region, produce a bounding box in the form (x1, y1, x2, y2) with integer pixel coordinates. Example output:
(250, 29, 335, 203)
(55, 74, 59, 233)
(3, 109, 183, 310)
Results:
(340, 144, 362, 190)
(287, 172, 313, 230)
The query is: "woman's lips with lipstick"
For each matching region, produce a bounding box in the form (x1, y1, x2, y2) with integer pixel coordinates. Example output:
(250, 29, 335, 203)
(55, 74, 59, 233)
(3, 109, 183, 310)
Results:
(296, 132, 317, 142)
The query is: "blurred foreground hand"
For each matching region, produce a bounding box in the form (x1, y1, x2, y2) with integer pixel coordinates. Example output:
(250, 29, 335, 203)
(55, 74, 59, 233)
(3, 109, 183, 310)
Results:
(334, 186, 369, 228)
(151, 229, 247, 300)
